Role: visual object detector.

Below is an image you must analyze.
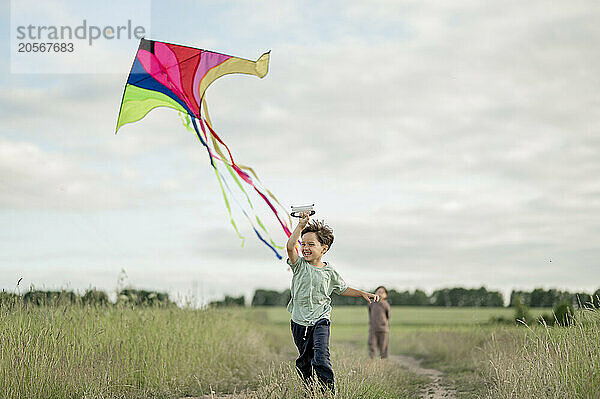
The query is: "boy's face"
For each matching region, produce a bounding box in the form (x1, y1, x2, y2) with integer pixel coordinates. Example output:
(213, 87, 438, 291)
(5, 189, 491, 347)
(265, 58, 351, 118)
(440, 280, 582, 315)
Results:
(301, 232, 328, 262)
(376, 287, 387, 299)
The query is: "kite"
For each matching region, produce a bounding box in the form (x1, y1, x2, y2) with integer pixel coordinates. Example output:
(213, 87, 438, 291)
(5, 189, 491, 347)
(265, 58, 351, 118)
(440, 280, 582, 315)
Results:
(116, 38, 291, 259)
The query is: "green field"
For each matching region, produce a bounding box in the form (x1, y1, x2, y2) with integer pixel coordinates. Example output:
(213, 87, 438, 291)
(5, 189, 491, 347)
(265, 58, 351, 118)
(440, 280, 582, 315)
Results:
(259, 305, 551, 326)
(2, 302, 598, 399)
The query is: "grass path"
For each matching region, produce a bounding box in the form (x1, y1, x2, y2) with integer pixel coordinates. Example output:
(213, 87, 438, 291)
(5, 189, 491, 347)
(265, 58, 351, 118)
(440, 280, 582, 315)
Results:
(182, 396, 235, 399)
(391, 355, 456, 399)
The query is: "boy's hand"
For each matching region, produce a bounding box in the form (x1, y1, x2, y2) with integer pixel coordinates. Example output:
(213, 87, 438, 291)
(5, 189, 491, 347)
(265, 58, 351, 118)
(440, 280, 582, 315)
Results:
(363, 292, 380, 303)
(287, 212, 310, 263)
(298, 211, 310, 228)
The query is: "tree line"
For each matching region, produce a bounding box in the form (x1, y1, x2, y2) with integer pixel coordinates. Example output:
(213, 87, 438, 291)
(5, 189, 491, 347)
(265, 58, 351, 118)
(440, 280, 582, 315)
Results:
(4, 286, 598, 309)
(509, 288, 600, 308)
(248, 287, 504, 307)
(240, 287, 600, 308)
(0, 288, 175, 307)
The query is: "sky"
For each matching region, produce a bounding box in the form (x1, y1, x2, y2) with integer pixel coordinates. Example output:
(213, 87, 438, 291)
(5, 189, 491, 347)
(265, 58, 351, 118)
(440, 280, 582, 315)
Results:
(2, 0, 599, 306)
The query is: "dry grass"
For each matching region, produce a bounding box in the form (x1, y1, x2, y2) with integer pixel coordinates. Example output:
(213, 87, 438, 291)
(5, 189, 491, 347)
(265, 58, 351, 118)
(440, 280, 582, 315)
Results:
(483, 309, 600, 398)
(390, 309, 600, 399)
(0, 303, 274, 399)
(0, 302, 425, 399)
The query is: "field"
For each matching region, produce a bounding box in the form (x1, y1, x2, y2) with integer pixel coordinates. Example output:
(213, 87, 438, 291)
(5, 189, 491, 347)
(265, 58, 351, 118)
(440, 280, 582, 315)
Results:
(1, 302, 599, 399)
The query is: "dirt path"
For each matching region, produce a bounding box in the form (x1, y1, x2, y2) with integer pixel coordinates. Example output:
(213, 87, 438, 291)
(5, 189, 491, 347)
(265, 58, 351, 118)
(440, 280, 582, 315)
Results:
(390, 355, 457, 399)
(181, 394, 241, 399)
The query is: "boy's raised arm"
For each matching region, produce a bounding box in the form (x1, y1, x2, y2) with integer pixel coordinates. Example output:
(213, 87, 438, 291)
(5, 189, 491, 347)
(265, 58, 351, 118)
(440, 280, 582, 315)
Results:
(286, 212, 309, 265)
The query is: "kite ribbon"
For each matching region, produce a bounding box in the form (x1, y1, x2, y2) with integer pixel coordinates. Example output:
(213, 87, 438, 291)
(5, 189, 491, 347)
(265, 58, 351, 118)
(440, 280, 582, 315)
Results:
(179, 112, 245, 244)
(200, 99, 292, 238)
(193, 115, 283, 257)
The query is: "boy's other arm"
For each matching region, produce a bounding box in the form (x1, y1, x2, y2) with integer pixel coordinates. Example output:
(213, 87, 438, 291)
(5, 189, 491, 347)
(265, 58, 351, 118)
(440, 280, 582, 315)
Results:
(341, 287, 380, 303)
(286, 212, 309, 264)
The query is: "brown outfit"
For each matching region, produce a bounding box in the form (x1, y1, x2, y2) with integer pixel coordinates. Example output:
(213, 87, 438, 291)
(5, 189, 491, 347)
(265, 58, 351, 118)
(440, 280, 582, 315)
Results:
(368, 300, 390, 358)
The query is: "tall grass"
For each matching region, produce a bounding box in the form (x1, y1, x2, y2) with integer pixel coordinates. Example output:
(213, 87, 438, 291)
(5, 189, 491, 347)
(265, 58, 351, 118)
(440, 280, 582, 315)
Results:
(0, 302, 425, 399)
(219, 347, 427, 399)
(0, 302, 276, 399)
(484, 309, 600, 398)
(390, 309, 600, 399)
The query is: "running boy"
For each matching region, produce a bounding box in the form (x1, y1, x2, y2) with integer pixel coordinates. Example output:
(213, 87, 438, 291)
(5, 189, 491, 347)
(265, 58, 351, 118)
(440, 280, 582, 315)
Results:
(286, 212, 379, 393)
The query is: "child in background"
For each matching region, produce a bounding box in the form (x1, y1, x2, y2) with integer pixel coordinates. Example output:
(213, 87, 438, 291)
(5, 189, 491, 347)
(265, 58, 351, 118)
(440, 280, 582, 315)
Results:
(368, 286, 390, 359)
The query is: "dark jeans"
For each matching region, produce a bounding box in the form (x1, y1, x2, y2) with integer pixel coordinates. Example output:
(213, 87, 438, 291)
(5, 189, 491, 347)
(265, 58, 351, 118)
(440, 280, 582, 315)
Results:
(290, 318, 335, 393)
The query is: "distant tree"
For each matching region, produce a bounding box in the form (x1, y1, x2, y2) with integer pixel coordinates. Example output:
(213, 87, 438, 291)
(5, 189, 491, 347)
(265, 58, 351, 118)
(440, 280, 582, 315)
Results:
(430, 287, 502, 307)
(529, 288, 548, 307)
(510, 290, 531, 307)
(251, 289, 290, 306)
(82, 289, 109, 306)
(387, 289, 410, 306)
(486, 291, 504, 307)
(23, 290, 78, 306)
(513, 288, 577, 308)
(117, 289, 173, 307)
(431, 289, 450, 306)
(209, 295, 245, 307)
(410, 289, 430, 306)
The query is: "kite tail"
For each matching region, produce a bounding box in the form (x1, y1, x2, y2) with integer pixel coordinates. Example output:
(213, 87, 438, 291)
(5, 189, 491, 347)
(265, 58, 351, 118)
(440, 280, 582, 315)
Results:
(199, 117, 284, 249)
(201, 99, 292, 238)
(179, 112, 246, 245)
(216, 167, 282, 259)
(201, 98, 292, 232)
(213, 167, 246, 245)
(205, 120, 291, 238)
(198, 119, 283, 249)
(194, 113, 284, 257)
(223, 161, 284, 250)
(237, 163, 293, 232)
(179, 113, 215, 168)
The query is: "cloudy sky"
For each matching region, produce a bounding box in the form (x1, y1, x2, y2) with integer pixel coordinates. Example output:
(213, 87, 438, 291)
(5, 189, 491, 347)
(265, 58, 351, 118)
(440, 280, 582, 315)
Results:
(2, 0, 599, 305)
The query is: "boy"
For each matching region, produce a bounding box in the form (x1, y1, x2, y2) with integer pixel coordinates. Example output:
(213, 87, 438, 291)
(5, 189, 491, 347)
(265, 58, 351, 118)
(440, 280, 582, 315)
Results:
(368, 286, 390, 359)
(286, 212, 379, 393)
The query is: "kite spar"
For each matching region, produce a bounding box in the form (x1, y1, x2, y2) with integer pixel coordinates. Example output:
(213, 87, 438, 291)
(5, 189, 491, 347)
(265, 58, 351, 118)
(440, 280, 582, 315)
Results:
(116, 38, 291, 258)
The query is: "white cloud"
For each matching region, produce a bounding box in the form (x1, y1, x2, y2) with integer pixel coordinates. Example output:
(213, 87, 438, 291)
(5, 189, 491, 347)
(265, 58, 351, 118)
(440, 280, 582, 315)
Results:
(0, 137, 161, 210)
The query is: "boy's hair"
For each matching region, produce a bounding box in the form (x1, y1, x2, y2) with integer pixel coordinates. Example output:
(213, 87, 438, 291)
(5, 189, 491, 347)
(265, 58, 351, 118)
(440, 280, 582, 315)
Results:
(301, 220, 334, 249)
(375, 286, 388, 295)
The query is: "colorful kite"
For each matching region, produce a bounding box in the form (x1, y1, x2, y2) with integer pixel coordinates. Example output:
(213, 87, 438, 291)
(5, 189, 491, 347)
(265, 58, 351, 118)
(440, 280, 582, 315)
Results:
(116, 38, 291, 258)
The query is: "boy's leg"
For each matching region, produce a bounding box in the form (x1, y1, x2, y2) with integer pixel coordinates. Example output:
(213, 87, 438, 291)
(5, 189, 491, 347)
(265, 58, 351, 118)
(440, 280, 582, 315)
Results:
(367, 329, 376, 359)
(290, 320, 314, 382)
(311, 318, 335, 393)
(378, 331, 389, 359)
